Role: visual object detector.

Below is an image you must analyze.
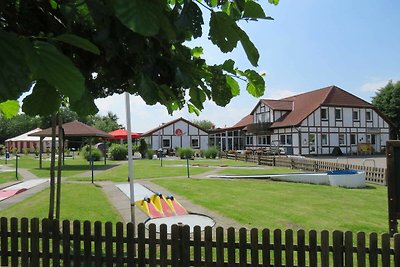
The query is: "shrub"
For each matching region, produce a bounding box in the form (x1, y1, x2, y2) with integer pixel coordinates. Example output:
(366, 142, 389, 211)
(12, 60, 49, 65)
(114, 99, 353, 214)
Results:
(176, 147, 194, 159)
(204, 147, 218, 159)
(146, 149, 154, 159)
(138, 139, 147, 159)
(81, 145, 102, 161)
(109, 144, 128, 160)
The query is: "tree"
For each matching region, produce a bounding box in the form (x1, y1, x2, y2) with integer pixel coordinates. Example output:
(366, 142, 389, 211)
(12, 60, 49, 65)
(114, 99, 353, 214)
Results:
(372, 80, 400, 138)
(85, 112, 121, 133)
(191, 119, 215, 130)
(0, 114, 41, 143)
(0, 0, 278, 117)
(0, 0, 279, 219)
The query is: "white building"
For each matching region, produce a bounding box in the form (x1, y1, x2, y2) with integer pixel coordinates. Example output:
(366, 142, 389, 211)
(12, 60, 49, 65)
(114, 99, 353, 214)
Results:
(142, 117, 209, 152)
(209, 86, 394, 155)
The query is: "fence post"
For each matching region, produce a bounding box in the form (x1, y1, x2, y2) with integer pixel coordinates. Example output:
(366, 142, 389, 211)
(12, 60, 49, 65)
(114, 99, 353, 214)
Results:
(273, 156, 276, 167)
(291, 158, 295, 169)
(245, 153, 248, 162)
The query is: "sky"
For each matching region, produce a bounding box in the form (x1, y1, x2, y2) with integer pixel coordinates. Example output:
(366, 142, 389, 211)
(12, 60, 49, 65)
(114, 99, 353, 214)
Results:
(94, 0, 400, 132)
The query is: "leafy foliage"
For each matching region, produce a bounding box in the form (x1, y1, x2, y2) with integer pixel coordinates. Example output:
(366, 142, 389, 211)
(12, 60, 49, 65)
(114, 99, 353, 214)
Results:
(191, 119, 215, 130)
(176, 147, 194, 159)
(81, 145, 102, 161)
(0, 0, 277, 117)
(372, 80, 400, 137)
(108, 144, 128, 160)
(204, 146, 219, 159)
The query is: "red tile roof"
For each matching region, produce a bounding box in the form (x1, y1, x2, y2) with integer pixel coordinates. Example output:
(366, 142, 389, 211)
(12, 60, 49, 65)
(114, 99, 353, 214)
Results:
(261, 99, 293, 111)
(209, 114, 253, 133)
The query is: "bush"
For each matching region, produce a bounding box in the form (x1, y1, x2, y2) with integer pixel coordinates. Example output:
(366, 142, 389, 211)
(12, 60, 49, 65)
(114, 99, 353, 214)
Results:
(138, 139, 147, 159)
(146, 149, 155, 159)
(176, 147, 194, 159)
(204, 147, 218, 159)
(109, 144, 128, 160)
(81, 145, 102, 161)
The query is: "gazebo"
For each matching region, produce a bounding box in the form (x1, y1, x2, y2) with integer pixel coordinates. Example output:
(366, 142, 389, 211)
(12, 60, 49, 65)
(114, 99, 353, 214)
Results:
(30, 120, 112, 168)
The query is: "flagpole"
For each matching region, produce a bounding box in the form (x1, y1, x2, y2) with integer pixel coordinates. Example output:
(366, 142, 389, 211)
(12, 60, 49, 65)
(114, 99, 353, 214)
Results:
(125, 92, 135, 225)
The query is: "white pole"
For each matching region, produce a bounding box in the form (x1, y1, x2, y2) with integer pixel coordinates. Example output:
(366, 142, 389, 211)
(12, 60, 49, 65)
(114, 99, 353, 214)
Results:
(125, 92, 135, 225)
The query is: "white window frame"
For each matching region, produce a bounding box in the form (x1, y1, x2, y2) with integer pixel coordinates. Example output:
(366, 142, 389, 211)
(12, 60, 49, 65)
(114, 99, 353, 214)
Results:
(353, 110, 359, 121)
(191, 138, 199, 148)
(366, 110, 372, 121)
(321, 134, 328, 146)
(162, 139, 170, 148)
(338, 134, 345, 146)
(321, 108, 328, 120)
(335, 108, 342, 120)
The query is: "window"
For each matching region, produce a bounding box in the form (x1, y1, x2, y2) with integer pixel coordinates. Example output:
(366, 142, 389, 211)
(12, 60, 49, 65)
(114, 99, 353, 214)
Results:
(366, 134, 376, 145)
(321, 108, 328, 120)
(258, 136, 266, 145)
(266, 136, 271, 145)
(162, 139, 170, 148)
(350, 134, 356, 145)
(366, 110, 372, 121)
(191, 138, 199, 148)
(321, 134, 328, 146)
(353, 110, 359, 121)
(246, 136, 253, 145)
(335, 108, 342, 120)
(339, 134, 345, 146)
(280, 135, 292, 145)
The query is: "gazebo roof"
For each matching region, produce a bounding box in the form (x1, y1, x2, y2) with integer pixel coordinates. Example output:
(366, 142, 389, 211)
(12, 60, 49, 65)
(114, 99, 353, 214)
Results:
(29, 120, 112, 138)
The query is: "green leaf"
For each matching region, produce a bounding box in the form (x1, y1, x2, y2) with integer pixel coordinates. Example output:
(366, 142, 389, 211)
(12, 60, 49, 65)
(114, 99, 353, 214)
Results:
(69, 90, 99, 116)
(114, 0, 163, 37)
(237, 28, 260, 66)
(226, 76, 240, 96)
(189, 87, 206, 110)
(0, 100, 19, 118)
(209, 12, 259, 66)
(210, 0, 218, 7)
(209, 67, 233, 106)
(209, 12, 240, 53)
(0, 30, 33, 101)
(22, 80, 62, 116)
(191, 47, 203, 58)
(268, 0, 280, 5)
(55, 34, 100, 55)
(188, 103, 200, 116)
(244, 70, 265, 97)
(221, 59, 236, 74)
(32, 41, 85, 101)
(243, 1, 266, 19)
(176, 1, 203, 39)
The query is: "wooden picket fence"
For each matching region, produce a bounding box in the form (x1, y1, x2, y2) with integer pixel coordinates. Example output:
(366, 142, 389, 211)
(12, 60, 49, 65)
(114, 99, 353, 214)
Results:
(223, 152, 387, 185)
(1, 217, 399, 266)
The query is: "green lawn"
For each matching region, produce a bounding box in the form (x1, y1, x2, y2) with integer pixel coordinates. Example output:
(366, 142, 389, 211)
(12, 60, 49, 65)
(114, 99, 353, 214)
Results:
(68, 159, 212, 182)
(153, 178, 388, 234)
(0, 183, 122, 223)
(216, 166, 298, 175)
(6, 155, 120, 178)
(0, 171, 19, 185)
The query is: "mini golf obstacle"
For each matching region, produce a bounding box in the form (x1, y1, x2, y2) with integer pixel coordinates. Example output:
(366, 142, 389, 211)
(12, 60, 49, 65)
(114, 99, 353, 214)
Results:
(116, 183, 215, 233)
(0, 179, 48, 201)
(210, 169, 366, 188)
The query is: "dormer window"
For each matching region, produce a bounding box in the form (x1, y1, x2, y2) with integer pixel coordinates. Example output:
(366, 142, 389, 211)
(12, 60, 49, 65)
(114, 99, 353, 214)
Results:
(321, 108, 328, 120)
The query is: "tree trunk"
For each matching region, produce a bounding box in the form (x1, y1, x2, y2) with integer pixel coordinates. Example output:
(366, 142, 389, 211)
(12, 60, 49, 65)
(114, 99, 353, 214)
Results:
(55, 114, 63, 220)
(48, 113, 56, 220)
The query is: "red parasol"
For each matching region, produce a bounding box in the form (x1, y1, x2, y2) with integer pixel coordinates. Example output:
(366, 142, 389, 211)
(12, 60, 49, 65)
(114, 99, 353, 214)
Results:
(107, 129, 141, 140)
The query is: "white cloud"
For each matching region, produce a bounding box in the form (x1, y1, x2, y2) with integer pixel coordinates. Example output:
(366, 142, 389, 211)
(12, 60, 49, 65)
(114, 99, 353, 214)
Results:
(264, 88, 300, 99)
(360, 80, 390, 92)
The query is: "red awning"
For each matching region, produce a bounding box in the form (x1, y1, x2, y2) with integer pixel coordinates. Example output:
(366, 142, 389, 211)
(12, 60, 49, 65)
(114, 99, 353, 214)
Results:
(107, 129, 141, 140)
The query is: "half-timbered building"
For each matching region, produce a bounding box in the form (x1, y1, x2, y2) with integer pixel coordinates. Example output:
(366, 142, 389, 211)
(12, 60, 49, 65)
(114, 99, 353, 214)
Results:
(142, 117, 209, 152)
(209, 85, 394, 155)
